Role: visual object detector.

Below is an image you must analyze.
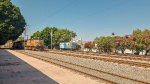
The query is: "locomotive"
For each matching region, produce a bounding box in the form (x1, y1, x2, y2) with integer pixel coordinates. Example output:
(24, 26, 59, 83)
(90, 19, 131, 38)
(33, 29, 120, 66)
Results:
(13, 38, 44, 50)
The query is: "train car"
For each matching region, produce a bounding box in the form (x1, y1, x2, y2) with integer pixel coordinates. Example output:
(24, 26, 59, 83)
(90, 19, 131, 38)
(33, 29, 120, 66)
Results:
(59, 42, 77, 50)
(1, 40, 13, 49)
(12, 38, 44, 50)
(12, 40, 25, 49)
(26, 38, 44, 50)
(60, 42, 71, 50)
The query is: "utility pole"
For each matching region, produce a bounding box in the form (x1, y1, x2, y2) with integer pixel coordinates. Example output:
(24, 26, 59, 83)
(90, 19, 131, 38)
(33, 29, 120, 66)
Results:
(70, 32, 73, 50)
(27, 35, 28, 40)
(24, 26, 27, 51)
(50, 30, 53, 50)
(24, 25, 29, 51)
(80, 38, 83, 51)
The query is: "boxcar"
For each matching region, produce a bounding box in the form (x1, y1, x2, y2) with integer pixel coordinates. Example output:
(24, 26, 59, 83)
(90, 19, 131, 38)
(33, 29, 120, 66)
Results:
(12, 41, 25, 49)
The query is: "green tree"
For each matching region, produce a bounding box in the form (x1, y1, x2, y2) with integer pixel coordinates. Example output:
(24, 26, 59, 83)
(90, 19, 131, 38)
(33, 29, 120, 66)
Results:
(0, 0, 26, 44)
(16, 36, 24, 41)
(40, 27, 58, 47)
(94, 29, 150, 55)
(132, 29, 145, 55)
(30, 31, 41, 39)
(115, 36, 129, 54)
(142, 29, 150, 55)
(125, 35, 136, 54)
(53, 29, 76, 46)
(31, 27, 77, 48)
(94, 36, 115, 54)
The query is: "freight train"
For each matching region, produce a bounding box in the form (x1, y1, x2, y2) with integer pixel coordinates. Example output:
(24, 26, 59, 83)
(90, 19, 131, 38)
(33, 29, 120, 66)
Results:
(12, 38, 44, 50)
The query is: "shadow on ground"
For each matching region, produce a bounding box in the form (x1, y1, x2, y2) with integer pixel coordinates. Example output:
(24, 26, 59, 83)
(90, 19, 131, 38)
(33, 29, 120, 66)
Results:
(0, 49, 58, 84)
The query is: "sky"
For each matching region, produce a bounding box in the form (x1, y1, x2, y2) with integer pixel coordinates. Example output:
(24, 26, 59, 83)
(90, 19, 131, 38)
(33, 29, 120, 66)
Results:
(11, 0, 150, 41)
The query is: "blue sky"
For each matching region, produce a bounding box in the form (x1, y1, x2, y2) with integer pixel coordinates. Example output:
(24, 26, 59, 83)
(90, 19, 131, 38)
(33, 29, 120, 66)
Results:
(11, 0, 150, 41)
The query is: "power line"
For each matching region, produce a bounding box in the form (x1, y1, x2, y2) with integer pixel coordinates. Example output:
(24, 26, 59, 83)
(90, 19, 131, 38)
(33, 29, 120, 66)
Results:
(48, 0, 77, 18)
(71, 0, 130, 24)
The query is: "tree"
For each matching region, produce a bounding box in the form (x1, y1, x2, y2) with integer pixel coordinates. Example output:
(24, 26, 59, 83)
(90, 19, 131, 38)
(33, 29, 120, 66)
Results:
(40, 27, 58, 47)
(30, 31, 41, 39)
(125, 35, 136, 54)
(84, 41, 93, 51)
(94, 36, 115, 54)
(94, 29, 150, 55)
(16, 36, 24, 41)
(115, 36, 129, 54)
(53, 29, 76, 46)
(142, 29, 150, 55)
(132, 29, 145, 55)
(0, 0, 26, 44)
(30, 27, 77, 48)
(76, 44, 81, 50)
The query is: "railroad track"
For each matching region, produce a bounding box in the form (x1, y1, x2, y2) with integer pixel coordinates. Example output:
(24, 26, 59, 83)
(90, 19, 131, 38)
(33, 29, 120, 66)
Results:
(48, 50, 150, 62)
(46, 50, 150, 68)
(49, 50, 150, 59)
(15, 50, 149, 84)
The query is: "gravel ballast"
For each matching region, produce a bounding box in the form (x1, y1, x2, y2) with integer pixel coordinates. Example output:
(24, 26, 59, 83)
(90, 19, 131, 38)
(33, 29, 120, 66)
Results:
(23, 50, 150, 83)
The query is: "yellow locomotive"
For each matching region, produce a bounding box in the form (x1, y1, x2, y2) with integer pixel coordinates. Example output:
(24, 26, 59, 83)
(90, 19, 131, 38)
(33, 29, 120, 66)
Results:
(13, 38, 44, 50)
(26, 39, 44, 50)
